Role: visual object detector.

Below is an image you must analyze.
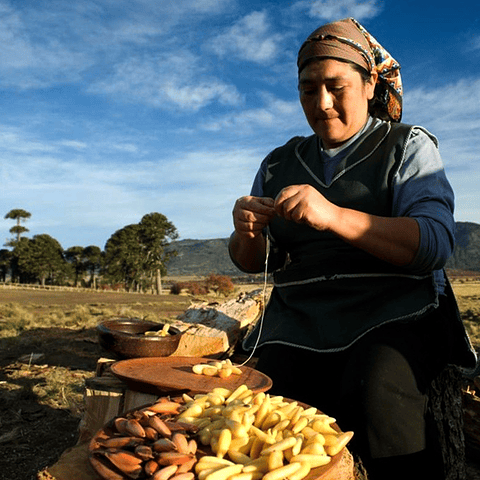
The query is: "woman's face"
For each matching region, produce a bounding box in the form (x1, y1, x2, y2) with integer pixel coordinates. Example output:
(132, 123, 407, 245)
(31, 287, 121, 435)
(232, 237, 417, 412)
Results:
(299, 58, 377, 149)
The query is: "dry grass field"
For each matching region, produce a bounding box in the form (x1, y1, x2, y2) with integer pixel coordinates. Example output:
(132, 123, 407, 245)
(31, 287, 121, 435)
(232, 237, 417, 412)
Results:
(0, 280, 479, 480)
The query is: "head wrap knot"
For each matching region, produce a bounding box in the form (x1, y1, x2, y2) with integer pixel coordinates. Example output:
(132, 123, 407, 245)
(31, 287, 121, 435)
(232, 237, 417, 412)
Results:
(297, 18, 403, 122)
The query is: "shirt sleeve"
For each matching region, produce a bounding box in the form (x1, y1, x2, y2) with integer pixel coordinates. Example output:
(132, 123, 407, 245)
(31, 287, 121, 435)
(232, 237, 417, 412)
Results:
(250, 155, 269, 196)
(392, 127, 456, 275)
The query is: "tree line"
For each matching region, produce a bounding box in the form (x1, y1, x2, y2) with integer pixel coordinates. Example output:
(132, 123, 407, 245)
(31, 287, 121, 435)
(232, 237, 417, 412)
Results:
(1, 209, 178, 293)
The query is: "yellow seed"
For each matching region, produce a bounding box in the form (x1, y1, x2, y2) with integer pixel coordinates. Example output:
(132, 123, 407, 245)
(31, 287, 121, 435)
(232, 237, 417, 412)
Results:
(198, 467, 223, 480)
(291, 436, 304, 456)
(271, 419, 291, 437)
(218, 367, 233, 378)
(207, 393, 226, 405)
(227, 449, 252, 465)
(300, 442, 326, 455)
(178, 404, 203, 419)
(229, 472, 263, 480)
(306, 432, 325, 446)
(291, 416, 309, 434)
(216, 428, 232, 458)
(252, 392, 266, 405)
(248, 436, 265, 460)
(192, 364, 206, 375)
(225, 385, 249, 404)
(277, 402, 298, 417)
(261, 411, 284, 430)
(212, 387, 232, 397)
(260, 436, 297, 456)
(300, 427, 318, 440)
(250, 426, 276, 444)
(253, 396, 271, 428)
(300, 407, 318, 417)
(324, 431, 354, 457)
(225, 419, 249, 439)
(242, 456, 269, 474)
(204, 464, 244, 480)
(229, 436, 250, 452)
(267, 450, 284, 471)
(203, 366, 220, 376)
(287, 462, 311, 480)
(262, 462, 302, 480)
(311, 419, 337, 434)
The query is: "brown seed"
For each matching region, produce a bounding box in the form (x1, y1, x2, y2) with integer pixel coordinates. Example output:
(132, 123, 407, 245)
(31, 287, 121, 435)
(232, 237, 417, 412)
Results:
(126, 418, 146, 438)
(170, 473, 195, 480)
(157, 452, 195, 466)
(104, 450, 143, 478)
(172, 433, 189, 454)
(152, 438, 177, 452)
(89, 454, 126, 480)
(145, 459, 160, 476)
(98, 436, 144, 449)
(187, 439, 197, 456)
(144, 426, 159, 441)
(145, 401, 183, 415)
(166, 421, 199, 434)
(135, 444, 153, 460)
(149, 415, 172, 437)
(113, 417, 129, 435)
(176, 456, 196, 474)
(150, 464, 179, 480)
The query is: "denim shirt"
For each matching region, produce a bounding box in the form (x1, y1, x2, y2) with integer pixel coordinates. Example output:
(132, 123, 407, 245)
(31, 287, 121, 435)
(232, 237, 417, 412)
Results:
(249, 118, 455, 294)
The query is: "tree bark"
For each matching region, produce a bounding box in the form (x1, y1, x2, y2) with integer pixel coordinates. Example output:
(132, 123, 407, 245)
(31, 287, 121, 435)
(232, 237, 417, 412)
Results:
(426, 365, 467, 480)
(156, 268, 162, 295)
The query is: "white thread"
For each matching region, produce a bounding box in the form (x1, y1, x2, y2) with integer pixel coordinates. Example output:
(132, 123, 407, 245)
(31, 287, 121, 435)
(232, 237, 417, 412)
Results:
(238, 235, 270, 367)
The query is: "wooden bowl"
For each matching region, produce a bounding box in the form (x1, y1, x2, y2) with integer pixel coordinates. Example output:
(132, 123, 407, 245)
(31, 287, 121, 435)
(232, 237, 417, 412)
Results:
(97, 317, 182, 359)
(88, 396, 355, 480)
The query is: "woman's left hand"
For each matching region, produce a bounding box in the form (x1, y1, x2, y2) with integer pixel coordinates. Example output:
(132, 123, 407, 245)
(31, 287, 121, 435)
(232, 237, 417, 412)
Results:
(274, 183, 420, 267)
(274, 184, 338, 231)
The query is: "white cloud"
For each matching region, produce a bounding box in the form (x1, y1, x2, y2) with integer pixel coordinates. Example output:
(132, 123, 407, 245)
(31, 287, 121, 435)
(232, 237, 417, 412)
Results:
(402, 78, 480, 224)
(404, 78, 480, 149)
(293, 0, 381, 22)
(59, 140, 88, 149)
(0, 134, 264, 247)
(209, 11, 283, 63)
(0, 2, 91, 88)
(89, 52, 242, 111)
(201, 93, 306, 134)
(0, 0, 236, 90)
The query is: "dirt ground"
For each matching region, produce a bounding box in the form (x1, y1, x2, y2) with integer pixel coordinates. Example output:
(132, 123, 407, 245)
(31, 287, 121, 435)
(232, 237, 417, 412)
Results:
(1, 285, 480, 480)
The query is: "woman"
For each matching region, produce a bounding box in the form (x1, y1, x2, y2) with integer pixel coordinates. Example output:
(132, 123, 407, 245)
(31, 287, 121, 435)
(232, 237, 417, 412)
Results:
(229, 18, 476, 480)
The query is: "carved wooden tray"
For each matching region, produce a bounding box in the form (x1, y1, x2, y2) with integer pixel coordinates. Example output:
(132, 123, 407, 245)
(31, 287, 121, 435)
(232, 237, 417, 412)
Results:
(110, 356, 272, 395)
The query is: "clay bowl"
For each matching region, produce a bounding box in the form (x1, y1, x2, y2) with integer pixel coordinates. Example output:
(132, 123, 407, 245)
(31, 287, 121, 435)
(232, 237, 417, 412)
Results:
(96, 317, 182, 359)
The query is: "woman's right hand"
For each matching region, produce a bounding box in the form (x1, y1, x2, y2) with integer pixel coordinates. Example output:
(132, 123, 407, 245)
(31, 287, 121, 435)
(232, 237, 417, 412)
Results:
(233, 196, 276, 239)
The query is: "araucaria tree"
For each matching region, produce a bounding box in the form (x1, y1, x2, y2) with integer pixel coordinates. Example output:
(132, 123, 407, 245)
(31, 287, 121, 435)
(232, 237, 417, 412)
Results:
(103, 213, 178, 293)
(4, 209, 32, 243)
(12, 234, 67, 285)
(139, 213, 178, 294)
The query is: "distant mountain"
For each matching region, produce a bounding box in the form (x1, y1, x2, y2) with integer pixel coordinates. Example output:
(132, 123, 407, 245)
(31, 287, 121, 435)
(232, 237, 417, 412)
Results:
(166, 222, 480, 277)
(166, 238, 243, 277)
(446, 222, 480, 272)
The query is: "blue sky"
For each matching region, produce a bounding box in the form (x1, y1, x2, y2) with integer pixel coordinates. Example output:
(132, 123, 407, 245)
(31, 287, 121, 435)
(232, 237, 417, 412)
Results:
(1, 0, 479, 250)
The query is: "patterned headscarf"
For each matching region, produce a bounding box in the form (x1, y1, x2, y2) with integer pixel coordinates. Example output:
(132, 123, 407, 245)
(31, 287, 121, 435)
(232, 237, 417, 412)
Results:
(297, 18, 403, 122)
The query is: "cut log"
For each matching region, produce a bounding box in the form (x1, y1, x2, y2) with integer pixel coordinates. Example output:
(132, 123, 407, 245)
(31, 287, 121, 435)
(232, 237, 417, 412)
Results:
(171, 289, 264, 357)
(78, 375, 126, 443)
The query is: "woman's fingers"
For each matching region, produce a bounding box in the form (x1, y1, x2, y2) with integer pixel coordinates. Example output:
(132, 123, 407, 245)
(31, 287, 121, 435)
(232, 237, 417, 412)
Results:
(274, 185, 335, 230)
(233, 196, 275, 237)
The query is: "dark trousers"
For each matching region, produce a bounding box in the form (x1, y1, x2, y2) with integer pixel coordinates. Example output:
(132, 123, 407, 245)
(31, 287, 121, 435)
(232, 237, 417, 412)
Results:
(254, 309, 450, 479)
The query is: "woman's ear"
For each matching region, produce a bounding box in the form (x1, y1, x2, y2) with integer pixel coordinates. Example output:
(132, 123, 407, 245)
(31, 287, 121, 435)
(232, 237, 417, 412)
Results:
(366, 70, 378, 100)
